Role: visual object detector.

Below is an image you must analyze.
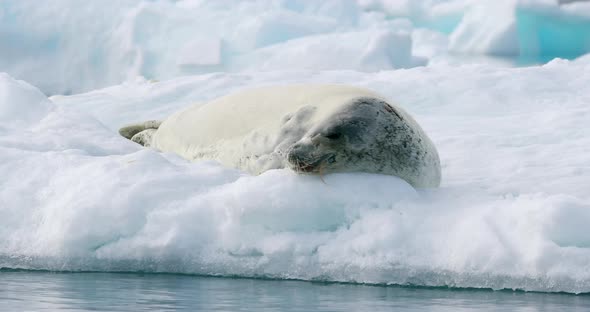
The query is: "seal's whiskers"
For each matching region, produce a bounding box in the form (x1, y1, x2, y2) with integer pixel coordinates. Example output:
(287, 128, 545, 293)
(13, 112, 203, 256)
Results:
(319, 162, 327, 184)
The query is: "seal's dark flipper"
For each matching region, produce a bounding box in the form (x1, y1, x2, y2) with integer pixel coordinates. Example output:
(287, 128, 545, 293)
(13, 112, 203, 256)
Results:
(119, 120, 162, 141)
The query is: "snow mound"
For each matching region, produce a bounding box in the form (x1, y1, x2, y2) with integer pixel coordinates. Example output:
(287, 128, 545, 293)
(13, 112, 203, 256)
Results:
(0, 73, 55, 126)
(2, 60, 590, 293)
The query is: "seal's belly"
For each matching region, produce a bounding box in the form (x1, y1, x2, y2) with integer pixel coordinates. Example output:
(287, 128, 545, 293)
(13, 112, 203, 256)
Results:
(151, 91, 338, 173)
(153, 132, 289, 175)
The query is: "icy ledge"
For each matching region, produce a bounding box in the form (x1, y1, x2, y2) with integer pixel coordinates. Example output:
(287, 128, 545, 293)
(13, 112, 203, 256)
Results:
(2, 63, 590, 293)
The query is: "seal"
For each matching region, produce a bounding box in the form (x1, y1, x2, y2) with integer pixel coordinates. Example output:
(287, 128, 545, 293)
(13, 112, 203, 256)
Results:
(119, 84, 441, 187)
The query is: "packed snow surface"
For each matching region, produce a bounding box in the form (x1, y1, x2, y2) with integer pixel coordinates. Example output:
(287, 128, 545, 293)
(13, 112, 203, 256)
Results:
(2, 54, 590, 293)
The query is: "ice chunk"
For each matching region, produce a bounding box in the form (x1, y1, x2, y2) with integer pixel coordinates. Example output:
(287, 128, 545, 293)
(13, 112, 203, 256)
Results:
(360, 30, 426, 70)
(516, 5, 590, 62)
(0, 73, 54, 126)
(176, 37, 223, 75)
(234, 10, 343, 50)
(357, 0, 472, 34)
(235, 29, 425, 72)
(449, 0, 590, 61)
(177, 38, 222, 66)
(0, 0, 367, 95)
(449, 1, 519, 56)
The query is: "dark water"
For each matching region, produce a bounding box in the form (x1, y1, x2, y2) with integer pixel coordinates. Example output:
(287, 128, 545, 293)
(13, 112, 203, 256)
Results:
(1, 272, 589, 312)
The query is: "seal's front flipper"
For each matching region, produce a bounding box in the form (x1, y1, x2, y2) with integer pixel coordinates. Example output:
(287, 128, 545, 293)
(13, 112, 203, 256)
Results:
(119, 120, 162, 140)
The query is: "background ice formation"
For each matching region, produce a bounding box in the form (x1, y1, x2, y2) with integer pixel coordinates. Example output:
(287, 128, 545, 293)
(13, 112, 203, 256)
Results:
(1, 0, 589, 94)
(1, 0, 590, 294)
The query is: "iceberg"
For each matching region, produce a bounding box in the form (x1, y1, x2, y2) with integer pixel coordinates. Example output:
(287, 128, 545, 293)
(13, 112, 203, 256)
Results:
(2, 56, 590, 293)
(1, 0, 590, 295)
(516, 4, 590, 62)
(449, 0, 590, 62)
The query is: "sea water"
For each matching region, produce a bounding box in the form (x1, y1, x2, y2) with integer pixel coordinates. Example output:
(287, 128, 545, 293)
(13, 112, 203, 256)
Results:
(1, 271, 589, 312)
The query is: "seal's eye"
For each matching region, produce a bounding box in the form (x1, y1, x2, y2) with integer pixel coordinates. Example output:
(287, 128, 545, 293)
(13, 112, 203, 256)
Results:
(325, 132, 342, 140)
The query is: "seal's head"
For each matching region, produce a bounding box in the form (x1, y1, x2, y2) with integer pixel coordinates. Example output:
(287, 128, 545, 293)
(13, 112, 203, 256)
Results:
(286, 97, 389, 175)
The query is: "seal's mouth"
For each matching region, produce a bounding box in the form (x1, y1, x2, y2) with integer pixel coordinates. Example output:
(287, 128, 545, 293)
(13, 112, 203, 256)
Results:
(291, 154, 336, 174)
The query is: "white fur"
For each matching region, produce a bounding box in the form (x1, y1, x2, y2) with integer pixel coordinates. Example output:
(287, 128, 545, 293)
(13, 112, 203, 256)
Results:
(152, 84, 384, 173)
(143, 84, 440, 187)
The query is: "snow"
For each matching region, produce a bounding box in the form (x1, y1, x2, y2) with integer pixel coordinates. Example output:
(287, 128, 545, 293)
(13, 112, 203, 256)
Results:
(0, 0, 369, 94)
(2, 0, 590, 95)
(0, 73, 54, 126)
(177, 38, 222, 67)
(1, 0, 590, 294)
(2, 55, 590, 293)
(234, 29, 425, 72)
